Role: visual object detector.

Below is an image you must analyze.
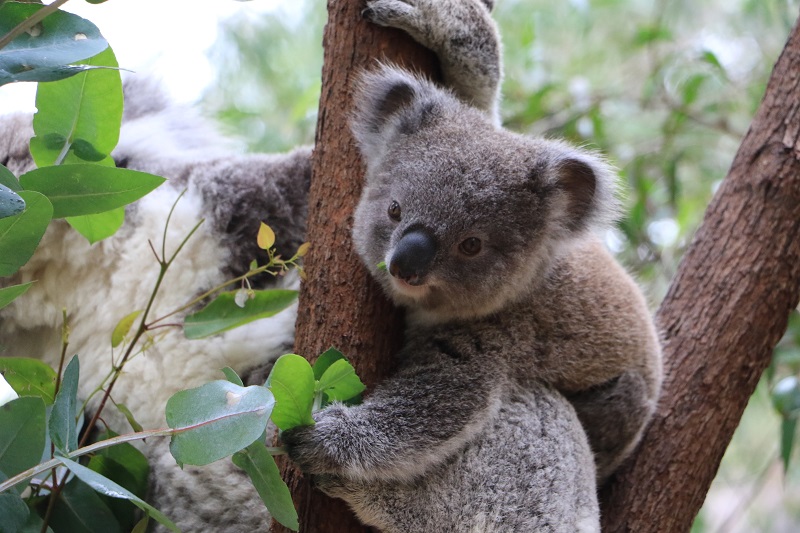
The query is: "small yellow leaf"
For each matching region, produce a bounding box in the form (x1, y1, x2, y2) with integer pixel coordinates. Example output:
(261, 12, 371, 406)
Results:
(296, 242, 311, 257)
(257, 222, 276, 250)
(111, 310, 143, 348)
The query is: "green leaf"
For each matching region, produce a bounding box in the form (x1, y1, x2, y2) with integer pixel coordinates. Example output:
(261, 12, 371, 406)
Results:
(94, 430, 149, 497)
(268, 354, 315, 431)
(110, 310, 143, 348)
(0, 357, 57, 405)
(87, 454, 146, 529)
(113, 402, 143, 433)
(222, 367, 245, 387)
(0, 282, 34, 312)
(50, 356, 80, 454)
(17, 505, 52, 533)
(57, 457, 179, 532)
(312, 347, 346, 380)
(232, 441, 298, 531)
(317, 359, 366, 404)
(19, 165, 164, 218)
(0, 184, 25, 220)
(780, 417, 797, 473)
(0, 165, 21, 192)
(184, 289, 298, 340)
(31, 47, 122, 167)
(166, 381, 274, 466)
(50, 477, 123, 533)
(0, 492, 29, 533)
(67, 206, 125, 244)
(0, 3, 108, 87)
(0, 191, 53, 277)
(0, 396, 47, 495)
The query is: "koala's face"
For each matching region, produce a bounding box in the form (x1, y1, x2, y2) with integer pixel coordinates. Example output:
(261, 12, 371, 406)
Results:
(351, 67, 615, 323)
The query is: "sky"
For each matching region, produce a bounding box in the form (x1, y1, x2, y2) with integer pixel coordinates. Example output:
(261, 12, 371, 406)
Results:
(0, 0, 289, 114)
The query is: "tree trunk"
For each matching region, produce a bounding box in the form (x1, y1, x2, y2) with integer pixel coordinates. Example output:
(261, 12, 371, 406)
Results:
(272, 1, 440, 532)
(600, 14, 800, 532)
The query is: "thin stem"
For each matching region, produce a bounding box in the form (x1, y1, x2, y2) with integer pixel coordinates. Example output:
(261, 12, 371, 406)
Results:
(0, 428, 174, 494)
(0, 0, 72, 51)
(162, 189, 188, 262)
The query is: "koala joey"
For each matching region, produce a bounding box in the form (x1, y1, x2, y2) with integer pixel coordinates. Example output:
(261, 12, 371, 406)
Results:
(282, 0, 661, 530)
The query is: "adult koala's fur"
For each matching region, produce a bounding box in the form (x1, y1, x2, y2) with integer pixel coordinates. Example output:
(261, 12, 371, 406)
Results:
(1, 0, 659, 530)
(0, 87, 307, 530)
(282, 1, 661, 531)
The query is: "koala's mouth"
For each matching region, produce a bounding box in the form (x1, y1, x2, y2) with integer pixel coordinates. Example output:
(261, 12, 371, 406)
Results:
(389, 276, 431, 298)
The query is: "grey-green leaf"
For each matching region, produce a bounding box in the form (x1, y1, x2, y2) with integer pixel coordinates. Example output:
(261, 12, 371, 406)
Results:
(184, 289, 298, 340)
(166, 381, 274, 466)
(0, 282, 34, 312)
(0, 191, 53, 277)
(780, 417, 797, 473)
(19, 165, 165, 218)
(50, 356, 80, 454)
(0, 396, 47, 496)
(222, 367, 245, 387)
(0, 3, 108, 87)
(57, 457, 179, 532)
(268, 354, 315, 431)
(0, 184, 25, 220)
(232, 442, 299, 531)
(0, 492, 29, 533)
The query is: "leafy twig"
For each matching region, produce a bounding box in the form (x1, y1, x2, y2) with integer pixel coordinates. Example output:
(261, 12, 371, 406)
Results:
(0, 0, 72, 51)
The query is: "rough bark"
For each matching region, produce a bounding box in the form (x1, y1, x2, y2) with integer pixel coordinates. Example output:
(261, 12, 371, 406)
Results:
(600, 15, 800, 531)
(272, 1, 439, 532)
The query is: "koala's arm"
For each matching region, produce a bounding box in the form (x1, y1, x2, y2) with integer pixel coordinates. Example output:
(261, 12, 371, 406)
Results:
(364, 0, 502, 120)
(283, 343, 505, 482)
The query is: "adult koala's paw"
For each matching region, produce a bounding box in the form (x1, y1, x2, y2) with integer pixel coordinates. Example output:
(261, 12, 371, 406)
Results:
(281, 405, 361, 476)
(362, 0, 421, 32)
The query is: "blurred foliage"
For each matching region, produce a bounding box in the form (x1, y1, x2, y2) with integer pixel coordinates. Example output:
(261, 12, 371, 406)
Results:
(206, 0, 800, 530)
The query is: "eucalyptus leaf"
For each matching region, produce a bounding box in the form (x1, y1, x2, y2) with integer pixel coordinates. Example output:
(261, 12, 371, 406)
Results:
(0, 191, 53, 277)
(0, 357, 57, 405)
(31, 47, 122, 167)
(312, 347, 346, 380)
(0, 396, 46, 496)
(67, 206, 125, 244)
(0, 165, 21, 192)
(781, 417, 797, 473)
(268, 354, 315, 431)
(0, 492, 29, 533)
(110, 309, 143, 348)
(0, 184, 25, 220)
(317, 358, 366, 404)
(0, 3, 108, 87)
(0, 282, 34, 312)
(166, 381, 274, 466)
(57, 457, 179, 532)
(232, 441, 299, 531)
(50, 477, 123, 533)
(19, 165, 164, 218)
(222, 367, 245, 387)
(184, 289, 298, 340)
(50, 356, 80, 454)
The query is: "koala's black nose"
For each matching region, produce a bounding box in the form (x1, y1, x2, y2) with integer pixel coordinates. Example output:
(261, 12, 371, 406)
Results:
(389, 230, 437, 285)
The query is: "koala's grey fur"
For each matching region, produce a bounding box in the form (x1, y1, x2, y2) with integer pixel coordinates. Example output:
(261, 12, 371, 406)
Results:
(283, 1, 661, 531)
(1, 0, 659, 530)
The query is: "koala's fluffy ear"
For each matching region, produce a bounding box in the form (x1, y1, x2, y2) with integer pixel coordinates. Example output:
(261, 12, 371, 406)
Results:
(351, 65, 441, 165)
(548, 146, 619, 234)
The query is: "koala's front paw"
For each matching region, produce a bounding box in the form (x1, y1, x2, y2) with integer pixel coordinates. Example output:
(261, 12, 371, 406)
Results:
(363, 0, 418, 29)
(281, 405, 357, 475)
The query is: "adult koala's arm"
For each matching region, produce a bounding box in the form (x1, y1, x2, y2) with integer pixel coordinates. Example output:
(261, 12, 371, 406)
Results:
(363, 0, 502, 121)
(283, 338, 506, 482)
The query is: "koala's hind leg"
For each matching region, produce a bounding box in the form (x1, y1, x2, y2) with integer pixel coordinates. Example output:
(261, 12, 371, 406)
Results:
(363, 0, 502, 119)
(566, 370, 655, 482)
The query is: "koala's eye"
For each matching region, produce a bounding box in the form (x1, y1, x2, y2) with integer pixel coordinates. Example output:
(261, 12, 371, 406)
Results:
(388, 201, 402, 221)
(459, 237, 482, 256)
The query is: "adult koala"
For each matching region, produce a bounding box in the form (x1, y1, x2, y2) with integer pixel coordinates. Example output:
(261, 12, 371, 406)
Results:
(0, 0, 659, 530)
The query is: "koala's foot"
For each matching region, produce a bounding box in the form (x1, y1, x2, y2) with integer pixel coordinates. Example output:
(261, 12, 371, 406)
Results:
(363, 0, 501, 117)
(567, 370, 655, 483)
